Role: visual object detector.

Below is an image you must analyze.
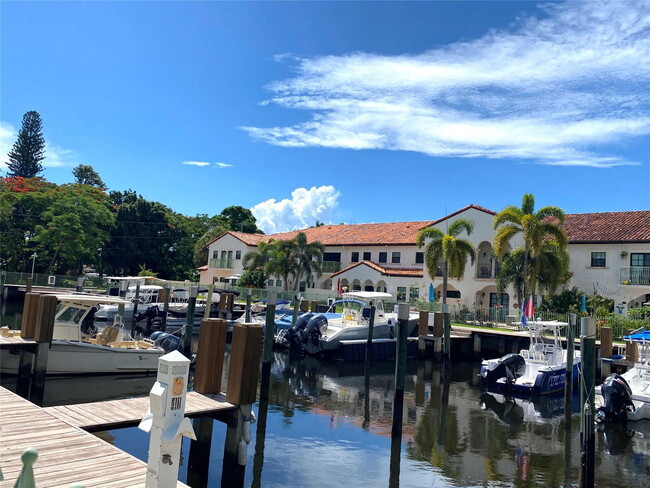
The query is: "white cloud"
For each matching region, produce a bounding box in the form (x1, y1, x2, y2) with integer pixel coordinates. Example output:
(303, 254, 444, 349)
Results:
(243, 0, 650, 168)
(215, 162, 233, 168)
(1, 121, 77, 172)
(182, 161, 211, 167)
(251, 185, 340, 234)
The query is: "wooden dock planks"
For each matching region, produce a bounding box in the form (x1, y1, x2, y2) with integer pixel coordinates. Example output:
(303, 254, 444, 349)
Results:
(1, 386, 234, 487)
(43, 391, 234, 430)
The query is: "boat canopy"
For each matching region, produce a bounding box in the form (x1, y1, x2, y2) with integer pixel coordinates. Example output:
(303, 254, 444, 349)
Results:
(331, 299, 365, 308)
(54, 294, 132, 306)
(624, 329, 650, 342)
(342, 291, 393, 301)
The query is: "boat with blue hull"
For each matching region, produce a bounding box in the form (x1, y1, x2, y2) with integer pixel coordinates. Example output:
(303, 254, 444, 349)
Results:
(480, 320, 581, 395)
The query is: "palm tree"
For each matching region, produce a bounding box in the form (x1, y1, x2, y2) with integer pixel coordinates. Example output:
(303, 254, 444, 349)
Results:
(416, 219, 476, 304)
(242, 240, 275, 276)
(496, 243, 570, 308)
(266, 239, 298, 291)
(493, 194, 568, 300)
(291, 232, 325, 291)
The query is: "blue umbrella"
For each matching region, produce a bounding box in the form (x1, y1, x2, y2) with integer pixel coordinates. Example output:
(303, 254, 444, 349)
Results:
(429, 283, 434, 302)
(581, 294, 587, 312)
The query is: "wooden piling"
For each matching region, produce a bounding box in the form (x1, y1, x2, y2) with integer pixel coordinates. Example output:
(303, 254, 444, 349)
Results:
(418, 311, 428, 336)
(20, 293, 40, 339)
(580, 317, 596, 488)
(262, 293, 277, 365)
(204, 284, 214, 319)
(565, 313, 576, 421)
(600, 327, 613, 359)
(473, 333, 482, 360)
(364, 305, 376, 373)
(26, 278, 33, 293)
(299, 299, 309, 313)
(625, 340, 638, 363)
(310, 300, 319, 313)
(188, 416, 214, 488)
(433, 312, 443, 337)
(193, 319, 228, 395)
(226, 323, 263, 405)
(443, 304, 451, 358)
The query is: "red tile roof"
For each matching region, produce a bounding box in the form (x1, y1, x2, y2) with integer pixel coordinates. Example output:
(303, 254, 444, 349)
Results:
(331, 260, 423, 278)
(564, 211, 650, 243)
(206, 230, 267, 247)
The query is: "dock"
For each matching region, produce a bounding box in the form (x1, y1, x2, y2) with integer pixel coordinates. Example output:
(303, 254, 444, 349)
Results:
(0, 386, 235, 487)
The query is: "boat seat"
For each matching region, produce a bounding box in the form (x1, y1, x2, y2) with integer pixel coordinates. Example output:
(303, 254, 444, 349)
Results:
(361, 308, 372, 321)
(96, 326, 122, 346)
(520, 349, 530, 359)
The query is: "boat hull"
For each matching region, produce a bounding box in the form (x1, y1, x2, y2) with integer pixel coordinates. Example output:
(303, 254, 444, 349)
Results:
(481, 360, 581, 395)
(1, 340, 163, 375)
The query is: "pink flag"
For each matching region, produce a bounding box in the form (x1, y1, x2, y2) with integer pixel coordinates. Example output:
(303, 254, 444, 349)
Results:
(337, 278, 342, 296)
(526, 295, 534, 319)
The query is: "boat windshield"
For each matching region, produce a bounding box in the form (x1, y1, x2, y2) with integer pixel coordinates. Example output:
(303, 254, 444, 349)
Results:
(56, 303, 88, 325)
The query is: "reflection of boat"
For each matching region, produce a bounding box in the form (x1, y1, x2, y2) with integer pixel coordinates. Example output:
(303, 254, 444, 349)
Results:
(282, 292, 418, 356)
(1, 295, 164, 375)
(479, 391, 577, 427)
(596, 328, 650, 422)
(1, 373, 156, 407)
(480, 320, 581, 395)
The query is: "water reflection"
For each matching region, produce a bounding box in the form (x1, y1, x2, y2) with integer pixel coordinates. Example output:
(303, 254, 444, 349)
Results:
(4, 352, 649, 487)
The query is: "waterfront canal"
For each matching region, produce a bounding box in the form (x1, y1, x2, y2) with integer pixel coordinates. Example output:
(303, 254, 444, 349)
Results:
(2, 352, 649, 487)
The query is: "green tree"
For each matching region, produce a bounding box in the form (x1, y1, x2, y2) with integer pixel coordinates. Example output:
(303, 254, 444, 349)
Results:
(72, 164, 107, 190)
(416, 219, 476, 304)
(493, 194, 568, 299)
(220, 205, 263, 234)
(193, 216, 229, 268)
(242, 240, 275, 274)
(237, 268, 267, 288)
(6, 111, 46, 178)
(291, 232, 325, 291)
(267, 240, 298, 291)
(31, 184, 114, 274)
(497, 243, 570, 308)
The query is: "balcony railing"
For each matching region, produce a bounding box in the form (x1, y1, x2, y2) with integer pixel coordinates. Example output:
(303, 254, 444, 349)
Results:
(321, 261, 341, 273)
(209, 258, 234, 269)
(620, 266, 650, 286)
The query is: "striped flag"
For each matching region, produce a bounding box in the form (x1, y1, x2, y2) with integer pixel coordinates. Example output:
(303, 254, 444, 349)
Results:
(526, 295, 535, 320)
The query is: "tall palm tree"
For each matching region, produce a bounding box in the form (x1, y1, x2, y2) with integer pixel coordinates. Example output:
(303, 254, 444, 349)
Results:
(291, 232, 325, 291)
(267, 239, 298, 291)
(493, 194, 568, 300)
(416, 219, 476, 304)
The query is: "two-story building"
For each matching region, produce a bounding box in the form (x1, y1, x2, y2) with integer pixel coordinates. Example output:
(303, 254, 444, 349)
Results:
(199, 205, 650, 313)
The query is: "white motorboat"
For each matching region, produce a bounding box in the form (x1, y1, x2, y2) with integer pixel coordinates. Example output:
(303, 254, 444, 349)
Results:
(596, 328, 650, 422)
(1, 295, 164, 375)
(283, 291, 418, 355)
(480, 320, 582, 395)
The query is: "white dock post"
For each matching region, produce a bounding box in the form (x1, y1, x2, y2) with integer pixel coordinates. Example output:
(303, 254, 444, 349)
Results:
(139, 351, 196, 488)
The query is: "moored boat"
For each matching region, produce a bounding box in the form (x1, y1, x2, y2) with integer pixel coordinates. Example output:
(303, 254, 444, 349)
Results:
(1, 294, 164, 375)
(596, 328, 650, 422)
(480, 320, 581, 395)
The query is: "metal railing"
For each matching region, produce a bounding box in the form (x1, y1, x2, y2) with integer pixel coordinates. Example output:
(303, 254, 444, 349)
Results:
(209, 258, 234, 269)
(620, 266, 650, 286)
(321, 261, 341, 273)
(0, 272, 106, 290)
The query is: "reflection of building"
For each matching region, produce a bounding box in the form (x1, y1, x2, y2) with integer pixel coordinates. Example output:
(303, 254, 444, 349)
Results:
(200, 206, 650, 314)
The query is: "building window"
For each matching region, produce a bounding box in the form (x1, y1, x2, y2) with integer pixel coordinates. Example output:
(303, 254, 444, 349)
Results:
(363, 252, 371, 261)
(396, 287, 407, 302)
(631, 253, 650, 267)
(392, 252, 401, 264)
(212, 250, 218, 259)
(267, 279, 274, 287)
(409, 286, 419, 301)
(379, 252, 387, 263)
(235, 250, 241, 260)
(415, 252, 424, 264)
(446, 290, 461, 299)
(351, 252, 359, 263)
(221, 251, 227, 259)
(353, 283, 361, 291)
(591, 252, 606, 267)
(276, 279, 282, 287)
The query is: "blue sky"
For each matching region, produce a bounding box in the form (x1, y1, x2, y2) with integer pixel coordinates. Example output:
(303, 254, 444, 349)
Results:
(2, 1, 648, 233)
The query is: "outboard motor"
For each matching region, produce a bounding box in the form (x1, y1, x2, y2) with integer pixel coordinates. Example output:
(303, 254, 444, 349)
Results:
(301, 315, 328, 355)
(153, 332, 182, 354)
(287, 313, 314, 352)
(481, 353, 526, 387)
(134, 305, 160, 335)
(597, 373, 635, 423)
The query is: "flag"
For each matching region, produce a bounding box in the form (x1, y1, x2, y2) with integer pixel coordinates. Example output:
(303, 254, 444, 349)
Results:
(526, 295, 534, 320)
(337, 278, 342, 296)
(521, 298, 527, 328)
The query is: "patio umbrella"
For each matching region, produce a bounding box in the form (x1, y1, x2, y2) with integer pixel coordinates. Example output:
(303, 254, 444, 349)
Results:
(429, 283, 434, 302)
(581, 294, 587, 312)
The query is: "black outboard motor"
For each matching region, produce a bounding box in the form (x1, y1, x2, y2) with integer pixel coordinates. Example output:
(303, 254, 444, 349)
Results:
(134, 305, 160, 335)
(153, 332, 182, 354)
(301, 315, 328, 355)
(287, 313, 314, 351)
(482, 353, 526, 387)
(597, 373, 635, 423)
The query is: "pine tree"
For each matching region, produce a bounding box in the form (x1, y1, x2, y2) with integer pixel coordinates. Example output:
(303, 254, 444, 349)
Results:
(6, 111, 46, 178)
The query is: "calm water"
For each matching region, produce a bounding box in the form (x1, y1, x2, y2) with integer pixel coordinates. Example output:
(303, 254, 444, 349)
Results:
(4, 352, 649, 488)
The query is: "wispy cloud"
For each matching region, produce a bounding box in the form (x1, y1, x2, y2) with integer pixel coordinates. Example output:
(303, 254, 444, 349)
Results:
(215, 162, 233, 168)
(182, 161, 211, 167)
(1, 121, 77, 172)
(251, 185, 340, 234)
(243, 0, 650, 168)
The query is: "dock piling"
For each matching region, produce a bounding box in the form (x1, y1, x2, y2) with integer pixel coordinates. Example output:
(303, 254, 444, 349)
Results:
(193, 319, 228, 395)
(418, 310, 428, 357)
(579, 317, 596, 488)
(182, 285, 198, 358)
